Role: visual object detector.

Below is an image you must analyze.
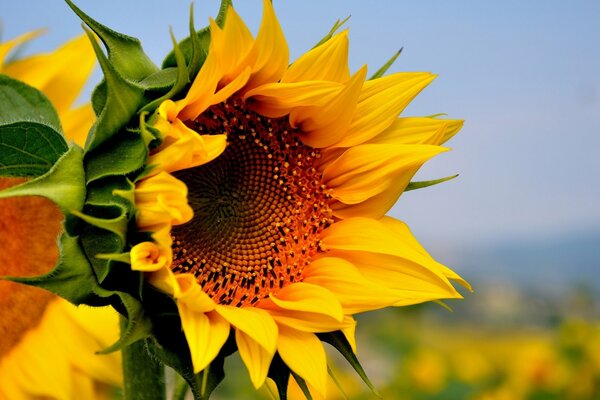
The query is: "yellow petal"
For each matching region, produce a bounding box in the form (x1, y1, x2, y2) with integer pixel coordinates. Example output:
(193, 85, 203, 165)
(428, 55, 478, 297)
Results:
(282, 30, 349, 84)
(245, 0, 289, 89)
(4, 35, 95, 114)
(334, 72, 436, 147)
(149, 113, 227, 174)
(135, 171, 193, 228)
(303, 257, 402, 314)
(175, 274, 216, 312)
(380, 216, 471, 290)
(213, 7, 255, 85)
(130, 242, 169, 272)
(177, 305, 230, 373)
(216, 306, 278, 354)
(267, 282, 344, 321)
(236, 329, 274, 388)
(321, 217, 462, 299)
(321, 143, 447, 204)
(245, 80, 342, 119)
(0, 30, 43, 67)
(268, 308, 354, 333)
(60, 104, 95, 146)
(330, 182, 405, 220)
(277, 326, 327, 398)
(294, 66, 366, 148)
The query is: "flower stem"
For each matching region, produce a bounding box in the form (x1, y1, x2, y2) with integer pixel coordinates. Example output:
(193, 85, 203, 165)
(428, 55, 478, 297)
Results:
(121, 317, 166, 400)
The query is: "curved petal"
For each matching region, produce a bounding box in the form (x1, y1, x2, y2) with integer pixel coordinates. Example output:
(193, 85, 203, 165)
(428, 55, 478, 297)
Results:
(320, 217, 462, 299)
(334, 72, 436, 147)
(267, 282, 344, 321)
(368, 117, 464, 146)
(282, 30, 349, 84)
(303, 257, 403, 314)
(268, 309, 354, 333)
(245, 80, 341, 119)
(294, 66, 366, 148)
(216, 306, 278, 354)
(177, 306, 230, 373)
(321, 143, 447, 204)
(380, 216, 471, 290)
(277, 326, 327, 398)
(236, 329, 274, 388)
(245, 0, 289, 89)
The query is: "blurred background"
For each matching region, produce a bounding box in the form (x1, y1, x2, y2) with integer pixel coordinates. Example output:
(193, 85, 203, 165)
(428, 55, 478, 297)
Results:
(3, 0, 599, 398)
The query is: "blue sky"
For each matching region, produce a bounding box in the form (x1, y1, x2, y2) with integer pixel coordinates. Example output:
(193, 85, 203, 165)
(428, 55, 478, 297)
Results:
(2, 0, 599, 251)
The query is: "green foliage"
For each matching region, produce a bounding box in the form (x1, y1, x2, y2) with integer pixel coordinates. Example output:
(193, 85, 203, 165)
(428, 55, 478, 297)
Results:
(0, 74, 62, 132)
(0, 75, 68, 177)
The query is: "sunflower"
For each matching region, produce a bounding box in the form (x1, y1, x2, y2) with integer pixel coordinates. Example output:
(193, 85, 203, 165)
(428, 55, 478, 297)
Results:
(130, 1, 469, 396)
(0, 32, 121, 399)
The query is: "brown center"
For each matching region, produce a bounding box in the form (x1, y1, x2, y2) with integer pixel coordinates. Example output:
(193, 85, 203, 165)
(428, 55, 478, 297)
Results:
(171, 98, 333, 307)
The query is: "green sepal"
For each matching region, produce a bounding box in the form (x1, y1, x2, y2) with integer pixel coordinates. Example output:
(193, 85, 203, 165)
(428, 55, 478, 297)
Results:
(161, 0, 231, 71)
(64, 0, 158, 82)
(140, 29, 190, 113)
(72, 206, 128, 243)
(317, 331, 381, 398)
(85, 130, 147, 183)
(312, 15, 351, 49)
(95, 288, 153, 354)
(0, 122, 68, 177)
(1, 233, 104, 305)
(81, 25, 147, 152)
(267, 353, 292, 400)
(405, 174, 459, 191)
(0, 145, 85, 229)
(86, 176, 136, 209)
(369, 48, 403, 80)
(0, 74, 62, 134)
(139, 68, 178, 92)
(79, 222, 125, 282)
(290, 371, 313, 400)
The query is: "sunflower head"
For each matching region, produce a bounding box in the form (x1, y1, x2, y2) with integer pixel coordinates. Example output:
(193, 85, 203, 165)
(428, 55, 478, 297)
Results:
(0, 0, 469, 398)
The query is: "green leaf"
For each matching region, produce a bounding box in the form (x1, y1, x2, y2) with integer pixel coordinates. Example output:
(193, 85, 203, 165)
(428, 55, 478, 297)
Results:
(0, 145, 86, 228)
(0, 122, 68, 177)
(318, 331, 381, 398)
(81, 26, 147, 152)
(405, 174, 459, 191)
(369, 48, 403, 80)
(0, 74, 62, 133)
(312, 16, 351, 49)
(161, 0, 232, 70)
(64, 0, 158, 82)
(2, 233, 103, 305)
